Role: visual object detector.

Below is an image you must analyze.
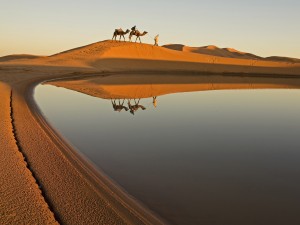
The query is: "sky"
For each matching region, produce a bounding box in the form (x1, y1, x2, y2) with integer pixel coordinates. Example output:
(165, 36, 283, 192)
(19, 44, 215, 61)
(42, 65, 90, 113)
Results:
(1, 0, 300, 58)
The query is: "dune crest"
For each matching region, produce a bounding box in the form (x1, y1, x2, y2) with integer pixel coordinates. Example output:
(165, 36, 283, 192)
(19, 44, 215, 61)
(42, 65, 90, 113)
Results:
(164, 44, 263, 60)
(1, 40, 300, 76)
(163, 44, 300, 63)
(0, 54, 43, 62)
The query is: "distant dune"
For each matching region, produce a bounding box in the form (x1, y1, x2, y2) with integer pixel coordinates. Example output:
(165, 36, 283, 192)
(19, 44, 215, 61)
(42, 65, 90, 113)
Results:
(163, 44, 299, 63)
(163, 44, 263, 60)
(0, 54, 43, 62)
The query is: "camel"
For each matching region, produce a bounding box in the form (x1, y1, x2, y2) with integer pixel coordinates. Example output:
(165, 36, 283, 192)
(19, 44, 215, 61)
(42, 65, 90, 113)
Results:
(111, 99, 129, 112)
(127, 99, 146, 115)
(129, 30, 148, 43)
(112, 29, 130, 41)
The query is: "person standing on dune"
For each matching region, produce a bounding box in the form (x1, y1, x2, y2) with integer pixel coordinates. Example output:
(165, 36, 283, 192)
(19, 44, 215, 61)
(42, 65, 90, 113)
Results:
(154, 34, 159, 46)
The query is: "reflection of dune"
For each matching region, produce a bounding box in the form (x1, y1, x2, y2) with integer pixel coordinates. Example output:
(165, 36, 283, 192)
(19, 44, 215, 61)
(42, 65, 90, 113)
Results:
(47, 74, 300, 100)
(265, 56, 300, 63)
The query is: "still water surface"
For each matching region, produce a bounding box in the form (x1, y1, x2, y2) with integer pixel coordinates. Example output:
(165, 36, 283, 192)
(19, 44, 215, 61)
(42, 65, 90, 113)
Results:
(35, 83, 300, 225)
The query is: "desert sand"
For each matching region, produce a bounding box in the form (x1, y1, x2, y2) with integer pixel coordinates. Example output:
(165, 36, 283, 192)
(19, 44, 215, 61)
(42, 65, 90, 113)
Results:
(1, 40, 300, 224)
(163, 44, 300, 63)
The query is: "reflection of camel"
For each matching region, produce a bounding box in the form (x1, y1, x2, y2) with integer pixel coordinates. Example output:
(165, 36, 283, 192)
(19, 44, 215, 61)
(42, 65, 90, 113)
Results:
(129, 30, 148, 43)
(128, 99, 146, 115)
(111, 99, 128, 112)
(112, 29, 130, 41)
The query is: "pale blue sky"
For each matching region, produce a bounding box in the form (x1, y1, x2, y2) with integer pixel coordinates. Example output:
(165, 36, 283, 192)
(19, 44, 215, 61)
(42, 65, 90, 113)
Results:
(1, 0, 299, 57)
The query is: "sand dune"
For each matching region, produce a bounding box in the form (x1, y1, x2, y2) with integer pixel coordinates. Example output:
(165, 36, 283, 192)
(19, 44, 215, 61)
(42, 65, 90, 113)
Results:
(163, 44, 300, 63)
(1, 40, 299, 76)
(163, 44, 263, 60)
(0, 54, 43, 62)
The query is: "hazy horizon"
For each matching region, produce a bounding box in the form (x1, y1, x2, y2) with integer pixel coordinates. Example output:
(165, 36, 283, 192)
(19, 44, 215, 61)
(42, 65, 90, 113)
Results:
(1, 0, 300, 58)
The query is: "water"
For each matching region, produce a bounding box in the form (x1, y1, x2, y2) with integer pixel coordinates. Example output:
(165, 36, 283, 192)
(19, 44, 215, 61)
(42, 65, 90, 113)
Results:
(35, 78, 300, 225)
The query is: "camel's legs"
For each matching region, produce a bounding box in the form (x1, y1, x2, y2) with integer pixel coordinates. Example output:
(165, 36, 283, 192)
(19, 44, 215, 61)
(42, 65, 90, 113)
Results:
(127, 99, 132, 108)
(134, 99, 140, 105)
(111, 99, 117, 110)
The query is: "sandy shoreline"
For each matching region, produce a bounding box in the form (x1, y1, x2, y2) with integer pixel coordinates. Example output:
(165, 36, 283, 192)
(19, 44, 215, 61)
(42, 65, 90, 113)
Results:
(2, 72, 300, 225)
(29, 76, 168, 225)
(1, 73, 166, 225)
(1, 41, 300, 224)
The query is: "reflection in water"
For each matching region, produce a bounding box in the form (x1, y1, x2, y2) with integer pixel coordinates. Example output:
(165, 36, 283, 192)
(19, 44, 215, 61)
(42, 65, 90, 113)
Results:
(37, 74, 300, 225)
(111, 98, 150, 115)
(46, 73, 300, 102)
(153, 96, 157, 108)
(128, 99, 146, 115)
(111, 99, 128, 112)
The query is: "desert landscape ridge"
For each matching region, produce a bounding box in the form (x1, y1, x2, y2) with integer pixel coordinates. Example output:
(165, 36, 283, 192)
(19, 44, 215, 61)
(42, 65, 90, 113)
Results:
(1, 40, 300, 224)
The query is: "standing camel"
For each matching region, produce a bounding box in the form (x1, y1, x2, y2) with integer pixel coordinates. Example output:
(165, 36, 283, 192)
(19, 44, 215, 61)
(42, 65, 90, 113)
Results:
(129, 30, 148, 43)
(112, 29, 130, 41)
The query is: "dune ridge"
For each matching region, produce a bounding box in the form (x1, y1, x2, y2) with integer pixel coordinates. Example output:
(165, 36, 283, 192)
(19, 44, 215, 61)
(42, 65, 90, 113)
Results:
(1, 40, 299, 76)
(163, 44, 300, 62)
(0, 54, 43, 62)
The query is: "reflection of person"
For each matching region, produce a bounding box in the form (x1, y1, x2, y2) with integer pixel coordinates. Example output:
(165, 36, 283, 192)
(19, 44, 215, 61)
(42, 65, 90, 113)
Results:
(154, 34, 159, 46)
(153, 96, 157, 108)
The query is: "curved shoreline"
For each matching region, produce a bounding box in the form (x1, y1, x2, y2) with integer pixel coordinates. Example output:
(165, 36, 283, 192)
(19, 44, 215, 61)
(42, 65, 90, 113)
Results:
(18, 73, 167, 224)
(31, 72, 300, 224)
(3, 70, 300, 224)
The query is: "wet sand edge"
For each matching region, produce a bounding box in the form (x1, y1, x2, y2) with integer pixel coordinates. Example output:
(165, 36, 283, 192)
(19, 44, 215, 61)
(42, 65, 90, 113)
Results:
(11, 72, 167, 225)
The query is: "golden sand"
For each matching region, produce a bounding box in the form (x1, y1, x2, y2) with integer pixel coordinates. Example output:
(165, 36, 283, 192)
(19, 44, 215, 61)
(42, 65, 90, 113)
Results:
(0, 40, 300, 224)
